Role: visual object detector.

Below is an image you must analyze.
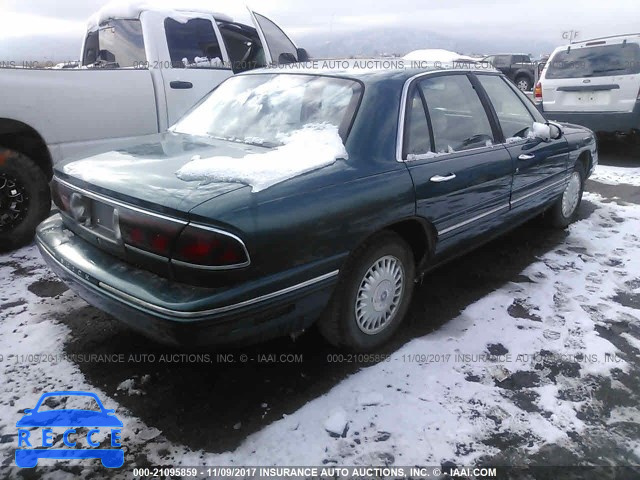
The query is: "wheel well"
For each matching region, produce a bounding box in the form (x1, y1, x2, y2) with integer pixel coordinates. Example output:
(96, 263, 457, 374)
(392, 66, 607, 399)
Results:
(577, 151, 591, 173)
(0, 119, 52, 179)
(384, 218, 436, 268)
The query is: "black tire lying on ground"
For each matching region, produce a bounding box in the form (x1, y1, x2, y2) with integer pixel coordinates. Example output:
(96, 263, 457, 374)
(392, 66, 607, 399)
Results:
(0, 149, 51, 252)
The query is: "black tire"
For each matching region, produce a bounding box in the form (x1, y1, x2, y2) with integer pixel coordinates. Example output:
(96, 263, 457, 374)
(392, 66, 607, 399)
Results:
(546, 162, 586, 228)
(515, 75, 532, 92)
(0, 149, 51, 252)
(318, 231, 416, 351)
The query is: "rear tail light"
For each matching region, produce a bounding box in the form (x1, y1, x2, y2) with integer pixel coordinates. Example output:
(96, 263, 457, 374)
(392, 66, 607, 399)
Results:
(173, 224, 249, 269)
(117, 209, 183, 257)
(51, 179, 72, 213)
(534, 82, 543, 101)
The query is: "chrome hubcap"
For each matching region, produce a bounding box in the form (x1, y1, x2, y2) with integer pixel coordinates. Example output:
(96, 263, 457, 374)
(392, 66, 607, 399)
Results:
(562, 171, 581, 218)
(517, 80, 529, 91)
(355, 255, 404, 335)
(0, 174, 27, 232)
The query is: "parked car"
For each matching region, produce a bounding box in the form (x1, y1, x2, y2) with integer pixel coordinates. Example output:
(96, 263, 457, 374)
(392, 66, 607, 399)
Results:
(36, 64, 597, 351)
(0, 2, 307, 251)
(535, 33, 640, 138)
(482, 54, 536, 91)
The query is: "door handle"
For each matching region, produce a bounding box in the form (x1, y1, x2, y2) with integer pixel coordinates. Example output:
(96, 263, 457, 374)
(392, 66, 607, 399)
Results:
(170, 81, 193, 89)
(518, 154, 535, 161)
(430, 174, 456, 183)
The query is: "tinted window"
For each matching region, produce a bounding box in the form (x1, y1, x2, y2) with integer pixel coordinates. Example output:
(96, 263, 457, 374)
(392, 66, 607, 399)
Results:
(165, 18, 226, 68)
(477, 75, 535, 140)
(546, 43, 640, 78)
(419, 75, 494, 152)
(253, 12, 298, 64)
(218, 21, 267, 73)
(493, 55, 510, 67)
(173, 74, 362, 146)
(82, 20, 145, 68)
(404, 90, 432, 158)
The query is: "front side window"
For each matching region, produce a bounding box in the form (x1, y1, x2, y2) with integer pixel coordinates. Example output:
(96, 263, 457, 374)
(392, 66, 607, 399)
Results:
(218, 21, 267, 73)
(419, 75, 494, 152)
(82, 19, 146, 68)
(546, 43, 640, 79)
(165, 18, 226, 69)
(404, 89, 432, 158)
(477, 75, 535, 140)
(172, 74, 362, 146)
(493, 55, 510, 67)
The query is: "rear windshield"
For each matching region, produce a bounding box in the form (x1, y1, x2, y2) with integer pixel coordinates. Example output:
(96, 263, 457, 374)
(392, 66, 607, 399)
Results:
(545, 43, 640, 79)
(171, 74, 362, 147)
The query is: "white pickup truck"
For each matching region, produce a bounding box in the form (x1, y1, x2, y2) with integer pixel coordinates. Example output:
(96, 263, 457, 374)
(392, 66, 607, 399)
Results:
(0, 3, 307, 251)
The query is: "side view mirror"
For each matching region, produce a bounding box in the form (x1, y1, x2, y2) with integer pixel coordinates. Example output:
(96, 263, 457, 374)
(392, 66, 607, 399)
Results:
(278, 52, 298, 65)
(296, 48, 310, 62)
(547, 121, 563, 140)
(531, 122, 551, 141)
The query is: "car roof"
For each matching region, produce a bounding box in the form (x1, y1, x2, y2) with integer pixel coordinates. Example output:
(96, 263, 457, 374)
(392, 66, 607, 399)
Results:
(242, 59, 499, 84)
(552, 33, 640, 53)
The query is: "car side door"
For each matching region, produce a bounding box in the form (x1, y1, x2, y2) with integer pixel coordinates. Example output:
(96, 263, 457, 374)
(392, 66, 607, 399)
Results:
(151, 12, 235, 126)
(474, 73, 569, 212)
(401, 73, 514, 254)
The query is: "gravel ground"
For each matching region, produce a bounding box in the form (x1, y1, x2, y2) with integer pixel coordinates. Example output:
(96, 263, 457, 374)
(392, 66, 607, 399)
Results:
(0, 139, 638, 479)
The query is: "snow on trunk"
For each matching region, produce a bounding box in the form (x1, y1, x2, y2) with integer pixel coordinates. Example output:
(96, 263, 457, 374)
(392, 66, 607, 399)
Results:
(175, 124, 348, 192)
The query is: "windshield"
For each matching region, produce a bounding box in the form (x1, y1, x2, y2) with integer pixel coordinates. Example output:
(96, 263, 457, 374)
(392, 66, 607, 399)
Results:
(171, 74, 362, 147)
(545, 43, 640, 79)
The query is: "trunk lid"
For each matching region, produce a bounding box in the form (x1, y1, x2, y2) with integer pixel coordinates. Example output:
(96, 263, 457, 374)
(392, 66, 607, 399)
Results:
(55, 132, 261, 215)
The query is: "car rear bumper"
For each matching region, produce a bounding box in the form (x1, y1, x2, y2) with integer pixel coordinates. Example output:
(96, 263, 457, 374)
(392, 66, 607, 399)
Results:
(537, 101, 640, 134)
(36, 215, 338, 346)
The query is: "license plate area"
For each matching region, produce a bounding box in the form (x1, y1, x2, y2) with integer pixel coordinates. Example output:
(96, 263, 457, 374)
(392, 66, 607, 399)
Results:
(91, 200, 116, 237)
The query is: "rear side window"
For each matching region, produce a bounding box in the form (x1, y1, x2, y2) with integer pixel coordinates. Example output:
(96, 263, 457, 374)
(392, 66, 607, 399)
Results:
(477, 75, 535, 140)
(546, 43, 640, 79)
(404, 89, 432, 158)
(165, 18, 226, 69)
(419, 75, 494, 152)
(82, 19, 145, 68)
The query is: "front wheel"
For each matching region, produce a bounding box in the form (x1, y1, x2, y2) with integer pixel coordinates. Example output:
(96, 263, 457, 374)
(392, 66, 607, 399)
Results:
(318, 231, 415, 351)
(0, 149, 51, 252)
(546, 163, 585, 228)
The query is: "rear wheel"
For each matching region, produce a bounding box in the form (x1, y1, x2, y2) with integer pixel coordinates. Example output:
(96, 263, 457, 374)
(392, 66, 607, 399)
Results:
(515, 76, 532, 92)
(546, 163, 585, 228)
(0, 150, 51, 252)
(318, 231, 415, 351)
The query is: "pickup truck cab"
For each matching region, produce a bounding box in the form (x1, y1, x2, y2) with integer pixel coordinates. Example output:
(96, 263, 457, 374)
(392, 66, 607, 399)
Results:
(0, 2, 306, 251)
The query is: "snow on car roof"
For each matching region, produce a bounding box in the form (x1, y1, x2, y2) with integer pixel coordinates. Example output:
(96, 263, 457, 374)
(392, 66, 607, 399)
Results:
(87, 0, 233, 29)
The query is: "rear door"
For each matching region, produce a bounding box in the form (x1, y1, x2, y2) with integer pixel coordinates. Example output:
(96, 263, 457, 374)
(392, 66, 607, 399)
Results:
(542, 41, 640, 113)
(154, 12, 234, 125)
(402, 73, 513, 252)
(475, 73, 569, 210)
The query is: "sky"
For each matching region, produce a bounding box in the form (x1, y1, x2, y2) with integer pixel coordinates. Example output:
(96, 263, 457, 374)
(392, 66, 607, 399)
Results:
(1, 0, 639, 61)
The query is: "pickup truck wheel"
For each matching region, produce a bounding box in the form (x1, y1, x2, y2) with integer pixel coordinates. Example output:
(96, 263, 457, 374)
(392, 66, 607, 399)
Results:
(318, 231, 415, 351)
(515, 76, 532, 92)
(0, 150, 51, 252)
(546, 163, 585, 228)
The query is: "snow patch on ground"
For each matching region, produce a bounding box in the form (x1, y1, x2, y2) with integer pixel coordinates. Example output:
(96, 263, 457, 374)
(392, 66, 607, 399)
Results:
(176, 124, 347, 192)
(591, 165, 640, 187)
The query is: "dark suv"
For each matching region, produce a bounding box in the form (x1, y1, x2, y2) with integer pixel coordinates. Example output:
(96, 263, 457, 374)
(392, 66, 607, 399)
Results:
(483, 54, 536, 91)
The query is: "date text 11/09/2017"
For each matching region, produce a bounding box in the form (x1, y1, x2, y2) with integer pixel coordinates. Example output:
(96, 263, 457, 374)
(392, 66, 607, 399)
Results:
(131, 466, 499, 478)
